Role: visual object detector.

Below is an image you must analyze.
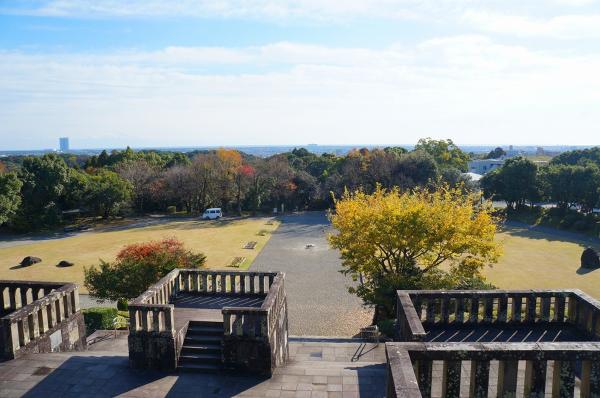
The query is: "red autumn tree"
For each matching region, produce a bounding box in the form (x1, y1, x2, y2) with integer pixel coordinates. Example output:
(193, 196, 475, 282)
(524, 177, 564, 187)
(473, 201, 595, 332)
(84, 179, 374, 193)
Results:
(84, 237, 206, 301)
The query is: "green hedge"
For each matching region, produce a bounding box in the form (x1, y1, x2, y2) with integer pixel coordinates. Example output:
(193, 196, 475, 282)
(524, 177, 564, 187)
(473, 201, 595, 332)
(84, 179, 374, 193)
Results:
(83, 307, 118, 334)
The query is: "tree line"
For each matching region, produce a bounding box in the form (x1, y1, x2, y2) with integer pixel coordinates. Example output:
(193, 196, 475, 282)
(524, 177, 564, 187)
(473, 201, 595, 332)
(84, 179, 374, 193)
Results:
(0, 138, 472, 232)
(481, 148, 600, 212)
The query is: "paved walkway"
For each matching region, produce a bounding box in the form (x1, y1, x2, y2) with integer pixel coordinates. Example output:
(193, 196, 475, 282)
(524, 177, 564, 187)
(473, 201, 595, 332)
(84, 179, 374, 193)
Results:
(0, 335, 387, 398)
(251, 212, 373, 337)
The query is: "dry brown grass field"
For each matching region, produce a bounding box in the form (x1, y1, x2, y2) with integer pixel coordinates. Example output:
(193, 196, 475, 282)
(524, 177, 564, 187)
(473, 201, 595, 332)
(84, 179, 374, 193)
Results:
(0, 217, 279, 293)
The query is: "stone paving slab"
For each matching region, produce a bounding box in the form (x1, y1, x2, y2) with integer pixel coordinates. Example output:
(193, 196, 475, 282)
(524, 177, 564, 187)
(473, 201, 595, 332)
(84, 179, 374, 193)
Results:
(0, 336, 387, 398)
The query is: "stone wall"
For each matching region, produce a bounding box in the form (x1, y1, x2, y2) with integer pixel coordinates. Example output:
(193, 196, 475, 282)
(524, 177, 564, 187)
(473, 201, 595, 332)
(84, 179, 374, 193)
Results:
(0, 311, 86, 361)
(128, 331, 177, 371)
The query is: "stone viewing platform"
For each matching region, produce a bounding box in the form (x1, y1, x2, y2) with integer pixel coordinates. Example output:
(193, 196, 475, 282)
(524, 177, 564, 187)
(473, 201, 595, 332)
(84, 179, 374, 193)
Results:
(128, 269, 289, 375)
(0, 280, 86, 361)
(388, 289, 600, 398)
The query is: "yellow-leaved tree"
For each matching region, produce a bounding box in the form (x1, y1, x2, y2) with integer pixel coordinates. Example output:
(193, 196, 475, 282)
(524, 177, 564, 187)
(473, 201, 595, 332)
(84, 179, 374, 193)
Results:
(328, 185, 502, 318)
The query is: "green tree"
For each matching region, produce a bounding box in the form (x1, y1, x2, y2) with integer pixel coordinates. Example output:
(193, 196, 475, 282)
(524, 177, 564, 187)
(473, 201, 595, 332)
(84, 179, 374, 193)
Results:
(415, 138, 470, 172)
(543, 163, 600, 212)
(328, 185, 501, 318)
(84, 238, 206, 301)
(87, 170, 132, 218)
(17, 154, 71, 228)
(481, 157, 541, 208)
(484, 147, 507, 159)
(0, 173, 22, 225)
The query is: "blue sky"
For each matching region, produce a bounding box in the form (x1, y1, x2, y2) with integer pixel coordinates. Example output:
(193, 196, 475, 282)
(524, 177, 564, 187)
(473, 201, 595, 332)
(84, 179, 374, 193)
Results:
(1, 1, 600, 150)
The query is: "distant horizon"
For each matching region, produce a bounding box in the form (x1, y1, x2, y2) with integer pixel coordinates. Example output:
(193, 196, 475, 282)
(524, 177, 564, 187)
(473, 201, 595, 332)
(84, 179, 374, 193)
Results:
(1, 143, 597, 157)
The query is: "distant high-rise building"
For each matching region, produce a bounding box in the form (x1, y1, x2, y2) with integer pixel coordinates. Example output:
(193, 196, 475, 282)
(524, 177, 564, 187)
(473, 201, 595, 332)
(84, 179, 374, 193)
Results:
(59, 137, 69, 152)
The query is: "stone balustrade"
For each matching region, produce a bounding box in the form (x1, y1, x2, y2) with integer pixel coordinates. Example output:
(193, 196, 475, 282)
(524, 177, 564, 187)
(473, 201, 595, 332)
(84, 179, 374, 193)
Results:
(222, 272, 288, 374)
(0, 280, 85, 360)
(386, 341, 600, 398)
(388, 289, 600, 398)
(396, 289, 595, 341)
(179, 269, 277, 295)
(128, 268, 287, 374)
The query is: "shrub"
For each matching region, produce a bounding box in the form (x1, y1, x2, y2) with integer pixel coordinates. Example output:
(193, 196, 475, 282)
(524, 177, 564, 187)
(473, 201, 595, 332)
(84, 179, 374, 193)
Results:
(116, 298, 129, 311)
(166, 205, 177, 214)
(83, 307, 118, 334)
(84, 237, 206, 301)
(377, 319, 396, 338)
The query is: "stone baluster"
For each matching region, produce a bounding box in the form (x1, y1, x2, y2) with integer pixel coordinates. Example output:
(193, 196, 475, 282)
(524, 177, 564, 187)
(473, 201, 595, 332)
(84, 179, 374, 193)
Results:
(141, 309, 149, 331)
(240, 274, 246, 294)
(581, 360, 600, 398)
(164, 307, 174, 332)
(152, 309, 160, 332)
(3, 319, 20, 354)
(567, 296, 578, 324)
(129, 308, 139, 331)
(526, 294, 537, 322)
(415, 359, 432, 398)
(9, 287, 18, 310)
(47, 301, 56, 329)
(470, 360, 490, 398)
(63, 292, 72, 318)
(469, 297, 479, 323)
(201, 273, 208, 293)
(211, 273, 217, 293)
(38, 305, 48, 333)
(454, 297, 464, 323)
(426, 300, 435, 323)
(27, 313, 38, 339)
(0, 286, 5, 312)
(497, 295, 508, 323)
(497, 360, 518, 398)
(55, 298, 63, 323)
(71, 288, 80, 313)
(541, 297, 551, 321)
(512, 295, 522, 322)
(524, 360, 547, 398)
(17, 319, 29, 346)
(552, 360, 575, 398)
(554, 295, 566, 321)
(442, 360, 461, 398)
(441, 296, 450, 323)
(249, 273, 256, 294)
(484, 297, 494, 322)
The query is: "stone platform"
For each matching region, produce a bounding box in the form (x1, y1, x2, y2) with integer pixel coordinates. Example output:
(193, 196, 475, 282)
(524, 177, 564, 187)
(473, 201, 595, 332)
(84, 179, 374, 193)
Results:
(0, 334, 387, 397)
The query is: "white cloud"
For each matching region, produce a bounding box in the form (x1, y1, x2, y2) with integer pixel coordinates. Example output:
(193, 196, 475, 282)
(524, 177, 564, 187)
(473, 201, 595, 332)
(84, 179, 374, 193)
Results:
(463, 10, 600, 39)
(1, 38, 600, 148)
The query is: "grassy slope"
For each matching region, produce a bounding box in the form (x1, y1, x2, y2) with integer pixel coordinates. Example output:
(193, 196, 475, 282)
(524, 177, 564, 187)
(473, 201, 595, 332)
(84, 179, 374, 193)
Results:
(484, 225, 600, 298)
(0, 217, 279, 292)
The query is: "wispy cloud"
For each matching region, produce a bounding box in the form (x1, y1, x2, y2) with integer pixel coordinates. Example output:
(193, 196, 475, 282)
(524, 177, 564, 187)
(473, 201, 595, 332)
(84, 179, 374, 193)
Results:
(463, 10, 600, 39)
(2, 38, 600, 148)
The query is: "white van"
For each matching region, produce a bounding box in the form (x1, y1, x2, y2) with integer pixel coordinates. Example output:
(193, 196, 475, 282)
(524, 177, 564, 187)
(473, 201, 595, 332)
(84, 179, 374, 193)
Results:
(202, 208, 222, 220)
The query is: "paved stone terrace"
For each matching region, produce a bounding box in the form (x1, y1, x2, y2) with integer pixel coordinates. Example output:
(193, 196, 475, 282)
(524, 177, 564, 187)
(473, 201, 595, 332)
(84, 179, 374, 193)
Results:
(251, 212, 373, 337)
(0, 335, 387, 397)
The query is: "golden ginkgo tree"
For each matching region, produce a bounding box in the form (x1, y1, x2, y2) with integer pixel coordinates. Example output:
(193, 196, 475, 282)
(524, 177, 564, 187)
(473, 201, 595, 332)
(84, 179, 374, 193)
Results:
(328, 184, 502, 318)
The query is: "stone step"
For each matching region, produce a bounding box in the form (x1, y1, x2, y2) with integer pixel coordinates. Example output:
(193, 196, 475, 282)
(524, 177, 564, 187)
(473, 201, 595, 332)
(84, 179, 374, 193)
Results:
(186, 326, 224, 336)
(181, 343, 222, 355)
(179, 353, 222, 364)
(184, 335, 222, 344)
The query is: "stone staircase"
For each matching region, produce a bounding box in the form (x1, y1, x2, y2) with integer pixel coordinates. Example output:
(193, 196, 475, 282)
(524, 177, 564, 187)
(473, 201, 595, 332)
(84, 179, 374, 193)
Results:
(178, 321, 224, 372)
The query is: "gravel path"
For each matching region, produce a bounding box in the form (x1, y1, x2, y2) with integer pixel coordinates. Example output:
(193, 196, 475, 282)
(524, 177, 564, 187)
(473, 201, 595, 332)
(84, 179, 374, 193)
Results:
(251, 212, 373, 337)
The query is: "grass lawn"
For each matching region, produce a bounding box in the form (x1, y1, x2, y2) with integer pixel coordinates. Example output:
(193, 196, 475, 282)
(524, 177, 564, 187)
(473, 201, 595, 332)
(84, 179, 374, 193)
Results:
(0, 217, 279, 293)
(484, 224, 600, 298)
